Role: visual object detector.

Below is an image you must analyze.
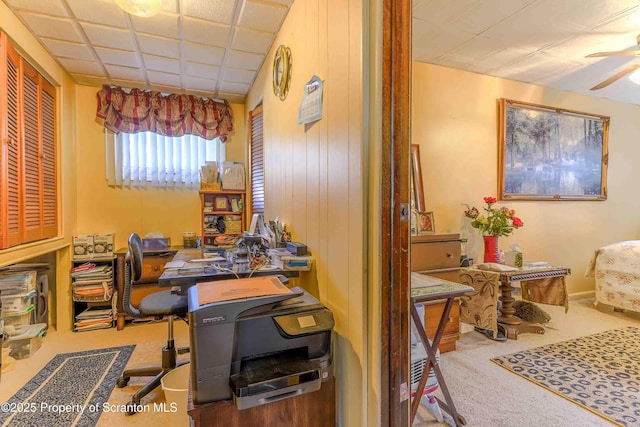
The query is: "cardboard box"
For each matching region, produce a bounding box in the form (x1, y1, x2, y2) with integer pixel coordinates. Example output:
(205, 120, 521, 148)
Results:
(73, 234, 94, 260)
(93, 233, 114, 258)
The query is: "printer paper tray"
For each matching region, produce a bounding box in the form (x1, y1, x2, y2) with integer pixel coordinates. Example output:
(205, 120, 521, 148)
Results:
(230, 352, 321, 410)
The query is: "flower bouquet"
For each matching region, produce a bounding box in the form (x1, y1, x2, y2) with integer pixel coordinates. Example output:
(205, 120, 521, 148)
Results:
(464, 196, 523, 262)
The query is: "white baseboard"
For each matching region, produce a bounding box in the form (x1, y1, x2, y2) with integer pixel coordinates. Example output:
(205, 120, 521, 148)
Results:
(568, 290, 595, 301)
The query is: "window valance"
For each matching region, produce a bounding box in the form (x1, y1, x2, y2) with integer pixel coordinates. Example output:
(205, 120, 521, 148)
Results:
(96, 85, 234, 141)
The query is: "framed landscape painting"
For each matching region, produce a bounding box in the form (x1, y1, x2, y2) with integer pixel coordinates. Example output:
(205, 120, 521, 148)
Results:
(498, 98, 609, 201)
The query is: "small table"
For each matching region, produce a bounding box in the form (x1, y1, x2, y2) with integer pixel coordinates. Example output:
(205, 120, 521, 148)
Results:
(158, 249, 299, 293)
(459, 266, 571, 339)
(410, 273, 473, 426)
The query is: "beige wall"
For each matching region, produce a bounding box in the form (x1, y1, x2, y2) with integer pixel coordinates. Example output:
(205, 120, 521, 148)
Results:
(74, 84, 245, 252)
(412, 62, 640, 297)
(245, 0, 366, 425)
(0, 2, 77, 328)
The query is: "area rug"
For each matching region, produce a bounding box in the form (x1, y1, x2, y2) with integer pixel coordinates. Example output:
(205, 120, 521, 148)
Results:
(491, 327, 640, 426)
(0, 345, 135, 427)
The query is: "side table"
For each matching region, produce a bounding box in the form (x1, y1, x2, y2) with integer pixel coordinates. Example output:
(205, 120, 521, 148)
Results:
(410, 273, 473, 426)
(459, 266, 570, 340)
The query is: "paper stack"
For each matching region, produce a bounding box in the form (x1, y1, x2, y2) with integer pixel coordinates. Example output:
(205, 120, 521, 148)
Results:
(71, 263, 114, 302)
(74, 307, 114, 331)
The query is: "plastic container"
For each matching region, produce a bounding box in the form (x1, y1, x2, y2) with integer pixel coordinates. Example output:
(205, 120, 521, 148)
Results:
(161, 364, 190, 427)
(1, 290, 36, 312)
(1, 305, 34, 336)
(270, 250, 313, 271)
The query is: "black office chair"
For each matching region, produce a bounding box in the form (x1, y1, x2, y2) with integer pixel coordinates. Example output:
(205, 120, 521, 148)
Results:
(116, 233, 189, 413)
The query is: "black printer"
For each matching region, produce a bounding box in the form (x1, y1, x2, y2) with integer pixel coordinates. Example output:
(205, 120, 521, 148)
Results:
(188, 281, 334, 409)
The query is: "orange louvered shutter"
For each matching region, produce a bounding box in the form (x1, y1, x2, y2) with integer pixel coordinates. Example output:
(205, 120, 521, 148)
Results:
(40, 79, 57, 239)
(21, 59, 42, 243)
(0, 33, 22, 249)
(249, 105, 264, 216)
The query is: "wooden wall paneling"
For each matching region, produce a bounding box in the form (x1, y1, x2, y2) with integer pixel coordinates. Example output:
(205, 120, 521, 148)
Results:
(382, 0, 412, 425)
(21, 59, 42, 243)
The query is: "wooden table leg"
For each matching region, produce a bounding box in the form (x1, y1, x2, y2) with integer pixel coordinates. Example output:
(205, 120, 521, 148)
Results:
(497, 280, 521, 325)
(410, 298, 465, 426)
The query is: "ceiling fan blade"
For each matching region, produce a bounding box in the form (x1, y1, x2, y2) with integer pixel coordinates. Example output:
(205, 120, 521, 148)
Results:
(590, 64, 640, 90)
(586, 50, 640, 58)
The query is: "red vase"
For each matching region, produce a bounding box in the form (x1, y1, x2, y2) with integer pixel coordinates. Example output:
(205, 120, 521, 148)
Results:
(483, 235, 500, 263)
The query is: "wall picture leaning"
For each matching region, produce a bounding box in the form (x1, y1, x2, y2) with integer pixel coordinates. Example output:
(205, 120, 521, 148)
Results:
(498, 99, 609, 201)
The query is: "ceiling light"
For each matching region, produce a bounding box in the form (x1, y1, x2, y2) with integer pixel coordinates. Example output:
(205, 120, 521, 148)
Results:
(115, 0, 162, 18)
(630, 68, 640, 85)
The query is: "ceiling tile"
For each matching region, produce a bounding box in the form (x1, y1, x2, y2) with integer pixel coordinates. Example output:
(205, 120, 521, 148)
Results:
(104, 63, 144, 81)
(222, 67, 256, 84)
(183, 76, 217, 91)
(57, 57, 103, 75)
(182, 0, 237, 25)
(183, 42, 225, 65)
(238, 0, 288, 33)
(137, 34, 180, 58)
(413, 18, 476, 62)
(183, 17, 231, 47)
(450, 0, 535, 36)
(231, 28, 274, 54)
(111, 78, 147, 89)
(143, 54, 181, 73)
(5, 0, 69, 17)
(217, 92, 246, 103)
(219, 81, 251, 94)
(130, 13, 180, 38)
(147, 71, 182, 87)
(71, 73, 108, 86)
(413, 0, 482, 25)
(18, 13, 84, 43)
(66, 0, 128, 27)
(150, 83, 183, 94)
(225, 50, 264, 70)
(80, 23, 136, 50)
(185, 62, 220, 79)
(40, 38, 95, 61)
(94, 47, 140, 67)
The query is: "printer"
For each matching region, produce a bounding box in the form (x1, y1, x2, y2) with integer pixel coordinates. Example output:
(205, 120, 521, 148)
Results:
(188, 279, 334, 409)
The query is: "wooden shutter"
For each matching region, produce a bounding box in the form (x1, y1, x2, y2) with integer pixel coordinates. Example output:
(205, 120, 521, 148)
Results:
(41, 79, 56, 238)
(249, 105, 264, 215)
(0, 33, 22, 248)
(21, 59, 42, 243)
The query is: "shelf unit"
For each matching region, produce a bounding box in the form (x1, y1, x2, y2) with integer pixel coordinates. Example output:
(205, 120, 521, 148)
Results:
(200, 190, 246, 247)
(71, 256, 116, 332)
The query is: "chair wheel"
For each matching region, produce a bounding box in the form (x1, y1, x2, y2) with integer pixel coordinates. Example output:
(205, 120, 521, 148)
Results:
(117, 377, 129, 388)
(126, 401, 138, 415)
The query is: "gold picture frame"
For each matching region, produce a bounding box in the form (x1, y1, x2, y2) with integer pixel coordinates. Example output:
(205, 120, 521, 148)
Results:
(417, 211, 435, 234)
(498, 98, 609, 201)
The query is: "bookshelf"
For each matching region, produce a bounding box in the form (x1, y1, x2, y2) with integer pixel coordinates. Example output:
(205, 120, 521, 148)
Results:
(200, 190, 246, 247)
(71, 256, 116, 332)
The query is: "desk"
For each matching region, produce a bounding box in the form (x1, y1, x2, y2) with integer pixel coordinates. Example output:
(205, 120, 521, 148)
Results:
(410, 273, 473, 426)
(459, 266, 571, 340)
(158, 249, 299, 292)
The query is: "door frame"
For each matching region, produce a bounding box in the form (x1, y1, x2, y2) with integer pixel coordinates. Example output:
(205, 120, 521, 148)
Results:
(380, 0, 412, 425)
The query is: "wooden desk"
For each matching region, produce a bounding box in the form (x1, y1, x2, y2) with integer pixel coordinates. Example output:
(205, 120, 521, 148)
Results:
(459, 266, 571, 340)
(187, 378, 335, 427)
(157, 249, 298, 292)
(410, 273, 473, 426)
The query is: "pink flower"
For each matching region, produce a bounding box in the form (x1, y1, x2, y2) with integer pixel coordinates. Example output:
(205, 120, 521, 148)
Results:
(483, 196, 497, 204)
(512, 217, 524, 227)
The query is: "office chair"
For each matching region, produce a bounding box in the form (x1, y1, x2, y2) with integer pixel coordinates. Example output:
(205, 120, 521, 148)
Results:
(116, 233, 189, 413)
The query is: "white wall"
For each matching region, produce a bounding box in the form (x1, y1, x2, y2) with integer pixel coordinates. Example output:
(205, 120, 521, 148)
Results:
(412, 62, 640, 297)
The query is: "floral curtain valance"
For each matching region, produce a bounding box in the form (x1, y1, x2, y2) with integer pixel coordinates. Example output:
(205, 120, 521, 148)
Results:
(96, 85, 234, 141)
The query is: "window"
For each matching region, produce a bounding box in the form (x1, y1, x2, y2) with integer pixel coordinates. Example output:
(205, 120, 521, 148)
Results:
(106, 131, 225, 188)
(249, 105, 264, 214)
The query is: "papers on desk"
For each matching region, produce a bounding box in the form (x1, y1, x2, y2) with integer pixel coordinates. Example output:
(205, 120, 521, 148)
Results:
(196, 276, 292, 305)
(476, 263, 519, 272)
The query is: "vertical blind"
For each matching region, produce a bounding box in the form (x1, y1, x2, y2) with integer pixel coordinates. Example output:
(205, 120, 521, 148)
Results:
(249, 105, 264, 214)
(106, 131, 225, 188)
